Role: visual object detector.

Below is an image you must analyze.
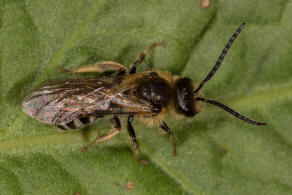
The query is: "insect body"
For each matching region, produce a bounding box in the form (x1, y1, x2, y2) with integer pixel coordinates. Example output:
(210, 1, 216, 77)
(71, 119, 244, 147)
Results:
(22, 23, 266, 159)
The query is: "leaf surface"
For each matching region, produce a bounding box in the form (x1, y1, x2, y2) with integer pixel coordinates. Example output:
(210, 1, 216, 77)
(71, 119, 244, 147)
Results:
(1, 0, 292, 194)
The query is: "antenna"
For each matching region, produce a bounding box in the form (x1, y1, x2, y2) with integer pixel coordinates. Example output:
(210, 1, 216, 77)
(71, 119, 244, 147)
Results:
(192, 23, 266, 126)
(194, 23, 245, 94)
(196, 97, 266, 126)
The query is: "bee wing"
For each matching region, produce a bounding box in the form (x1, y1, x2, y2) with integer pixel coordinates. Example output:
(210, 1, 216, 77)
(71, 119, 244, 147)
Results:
(22, 76, 154, 125)
(22, 78, 112, 125)
(115, 72, 147, 92)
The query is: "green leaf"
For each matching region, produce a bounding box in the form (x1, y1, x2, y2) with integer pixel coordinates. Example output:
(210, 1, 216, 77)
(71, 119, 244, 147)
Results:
(1, 0, 291, 194)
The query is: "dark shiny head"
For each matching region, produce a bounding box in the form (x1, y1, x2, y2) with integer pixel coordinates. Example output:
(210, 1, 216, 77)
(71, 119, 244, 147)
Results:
(174, 78, 196, 117)
(136, 73, 172, 111)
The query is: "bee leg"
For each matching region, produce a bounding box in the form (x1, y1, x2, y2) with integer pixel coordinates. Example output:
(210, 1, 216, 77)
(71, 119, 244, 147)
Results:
(127, 115, 148, 165)
(127, 115, 139, 157)
(160, 122, 176, 156)
(129, 42, 166, 74)
(81, 115, 121, 152)
(60, 61, 128, 75)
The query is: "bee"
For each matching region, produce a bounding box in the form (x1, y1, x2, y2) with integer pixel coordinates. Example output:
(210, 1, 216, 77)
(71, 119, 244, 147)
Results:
(22, 23, 266, 160)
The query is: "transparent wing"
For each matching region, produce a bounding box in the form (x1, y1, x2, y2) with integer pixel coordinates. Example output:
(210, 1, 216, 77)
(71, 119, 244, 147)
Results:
(22, 76, 154, 125)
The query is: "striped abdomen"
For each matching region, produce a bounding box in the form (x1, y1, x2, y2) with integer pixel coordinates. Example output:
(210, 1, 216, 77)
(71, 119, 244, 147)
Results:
(57, 115, 101, 130)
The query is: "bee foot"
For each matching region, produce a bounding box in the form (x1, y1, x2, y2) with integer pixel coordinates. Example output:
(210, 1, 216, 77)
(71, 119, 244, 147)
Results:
(81, 146, 88, 152)
(139, 159, 149, 165)
(158, 41, 167, 47)
(173, 150, 177, 156)
(60, 68, 73, 73)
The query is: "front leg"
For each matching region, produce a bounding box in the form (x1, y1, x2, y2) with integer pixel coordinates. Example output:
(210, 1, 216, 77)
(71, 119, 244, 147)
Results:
(161, 122, 176, 156)
(129, 42, 166, 74)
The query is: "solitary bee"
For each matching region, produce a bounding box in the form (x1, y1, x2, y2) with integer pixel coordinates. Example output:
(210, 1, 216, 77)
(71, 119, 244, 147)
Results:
(22, 23, 266, 159)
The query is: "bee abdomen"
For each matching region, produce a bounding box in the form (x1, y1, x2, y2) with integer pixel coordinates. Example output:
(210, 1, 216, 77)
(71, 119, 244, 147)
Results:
(57, 115, 98, 130)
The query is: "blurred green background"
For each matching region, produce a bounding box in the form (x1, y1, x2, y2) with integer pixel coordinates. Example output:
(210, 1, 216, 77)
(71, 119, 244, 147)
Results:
(0, 0, 291, 194)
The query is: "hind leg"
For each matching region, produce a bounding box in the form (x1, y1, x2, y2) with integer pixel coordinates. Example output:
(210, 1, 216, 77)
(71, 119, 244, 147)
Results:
(81, 115, 121, 152)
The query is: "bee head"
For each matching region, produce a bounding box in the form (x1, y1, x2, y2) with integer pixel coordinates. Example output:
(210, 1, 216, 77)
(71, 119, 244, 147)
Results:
(173, 78, 199, 117)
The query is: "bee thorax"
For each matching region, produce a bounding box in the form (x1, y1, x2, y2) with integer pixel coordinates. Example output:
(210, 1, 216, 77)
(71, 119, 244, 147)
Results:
(136, 76, 172, 111)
